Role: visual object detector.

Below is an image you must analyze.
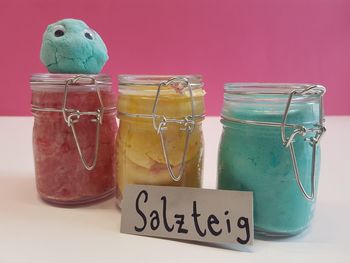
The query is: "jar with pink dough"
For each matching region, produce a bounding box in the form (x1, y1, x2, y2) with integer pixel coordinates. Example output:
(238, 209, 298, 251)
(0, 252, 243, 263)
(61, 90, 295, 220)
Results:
(31, 74, 118, 206)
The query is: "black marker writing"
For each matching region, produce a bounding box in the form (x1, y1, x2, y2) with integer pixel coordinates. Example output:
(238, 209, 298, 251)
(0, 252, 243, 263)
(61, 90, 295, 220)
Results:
(174, 214, 188, 234)
(150, 210, 160, 230)
(134, 190, 148, 232)
(161, 196, 174, 232)
(236, 217, 250, 244)
(207, 214, 222, 236)
(191, 201, 206, 237)
(225, 210, 231, 233)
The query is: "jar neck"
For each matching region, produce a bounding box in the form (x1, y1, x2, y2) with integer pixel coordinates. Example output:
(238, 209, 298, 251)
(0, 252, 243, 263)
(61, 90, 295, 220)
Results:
(222, 83, 326, 125)
(31, 74, 116, 112)
(118, 75, 204, 95)
(224, 83, 325, 103)
(30, 73, 112, 92)
(117, 75, 206, 118)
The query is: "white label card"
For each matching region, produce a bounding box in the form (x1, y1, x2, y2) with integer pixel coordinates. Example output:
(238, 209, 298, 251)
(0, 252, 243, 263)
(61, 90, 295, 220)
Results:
(120, 185, 254, 246)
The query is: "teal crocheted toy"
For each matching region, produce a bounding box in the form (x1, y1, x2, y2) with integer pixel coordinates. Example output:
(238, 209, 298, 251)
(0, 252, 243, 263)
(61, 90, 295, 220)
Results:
(40, 18, 108, 74)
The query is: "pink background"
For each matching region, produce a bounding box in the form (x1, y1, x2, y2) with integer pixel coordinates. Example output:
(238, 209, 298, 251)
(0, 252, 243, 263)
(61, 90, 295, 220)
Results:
(1, 0, 349, 116)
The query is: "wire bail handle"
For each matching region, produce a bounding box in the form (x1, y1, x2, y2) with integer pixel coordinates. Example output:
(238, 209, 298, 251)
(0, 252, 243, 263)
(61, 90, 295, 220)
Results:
(281, 85, 326, 201)
(62, 75, 104, 171)
(151, 77, 196, 182)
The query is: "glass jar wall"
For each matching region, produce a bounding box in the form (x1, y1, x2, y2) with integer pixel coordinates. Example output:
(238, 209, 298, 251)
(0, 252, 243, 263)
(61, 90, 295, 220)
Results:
(218, 83, 326, 237)
(116, 75, 206, 205)
(31, 74, 118, 206)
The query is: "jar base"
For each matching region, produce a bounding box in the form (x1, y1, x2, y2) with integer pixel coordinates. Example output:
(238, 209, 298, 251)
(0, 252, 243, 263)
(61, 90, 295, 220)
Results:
(39, 188, 115, 207)
(254, 225, 310, 239)
(116, 198, 122, 209)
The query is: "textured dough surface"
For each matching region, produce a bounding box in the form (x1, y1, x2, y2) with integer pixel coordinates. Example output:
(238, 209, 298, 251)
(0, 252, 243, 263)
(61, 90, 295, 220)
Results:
(40, 18, 108, 74)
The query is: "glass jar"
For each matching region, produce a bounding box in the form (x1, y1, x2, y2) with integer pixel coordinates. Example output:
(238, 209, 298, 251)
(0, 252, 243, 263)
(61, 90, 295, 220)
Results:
(116, 75, 205, 204)
(218, 83, 326, 237)
(31, 74, 118, 206)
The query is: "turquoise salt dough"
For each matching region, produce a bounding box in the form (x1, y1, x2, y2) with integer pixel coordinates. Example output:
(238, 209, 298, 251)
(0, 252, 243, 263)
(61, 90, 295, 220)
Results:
(218, 102, 320, 236)
(40, 18, 108, 74)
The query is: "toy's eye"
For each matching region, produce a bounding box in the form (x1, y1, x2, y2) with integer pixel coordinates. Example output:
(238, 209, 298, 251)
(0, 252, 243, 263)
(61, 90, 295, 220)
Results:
(84, 29, 94, 40)
(55, 30, 64, 37)
(53, 25, 65, 37)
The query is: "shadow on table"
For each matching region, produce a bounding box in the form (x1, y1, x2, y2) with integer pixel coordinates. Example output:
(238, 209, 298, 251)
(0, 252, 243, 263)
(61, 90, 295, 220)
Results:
(0, 172, 116, 210)
(0, 172, 37, 204)
(1, 173, 345, 245)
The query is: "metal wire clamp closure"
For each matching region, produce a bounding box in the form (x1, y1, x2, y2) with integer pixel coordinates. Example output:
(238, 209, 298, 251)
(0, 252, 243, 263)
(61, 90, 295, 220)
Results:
(222, 85, 326, 201)
(152, 77, 196, 182)
(61, 75, 105, 171)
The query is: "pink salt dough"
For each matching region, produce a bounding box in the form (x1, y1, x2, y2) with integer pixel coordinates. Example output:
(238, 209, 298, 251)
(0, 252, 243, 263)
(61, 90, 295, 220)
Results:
(32, 90, 118, 204)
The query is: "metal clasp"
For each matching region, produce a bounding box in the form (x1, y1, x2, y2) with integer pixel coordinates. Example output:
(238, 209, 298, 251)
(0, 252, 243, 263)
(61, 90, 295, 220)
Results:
(281, 85, 326, 201)
(62, 75, 104, 171)
(151, 77, 195, 182)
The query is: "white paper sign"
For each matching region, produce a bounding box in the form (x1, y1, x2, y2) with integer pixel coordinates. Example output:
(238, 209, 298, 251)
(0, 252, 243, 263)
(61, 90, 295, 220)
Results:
(120, 185, 253, 246)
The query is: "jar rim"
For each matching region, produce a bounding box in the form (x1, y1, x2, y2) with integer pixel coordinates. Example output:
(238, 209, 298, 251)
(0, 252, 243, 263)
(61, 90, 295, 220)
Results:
(119, 74, 202, 83)
(119, 74, 203, 89)
(30, 73, 112, 92)
(30, 73, 112, 85)
(224, 83, 326, 95)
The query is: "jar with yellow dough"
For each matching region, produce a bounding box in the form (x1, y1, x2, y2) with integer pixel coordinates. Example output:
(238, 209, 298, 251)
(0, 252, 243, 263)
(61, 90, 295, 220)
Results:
(116, 75, 205, 205)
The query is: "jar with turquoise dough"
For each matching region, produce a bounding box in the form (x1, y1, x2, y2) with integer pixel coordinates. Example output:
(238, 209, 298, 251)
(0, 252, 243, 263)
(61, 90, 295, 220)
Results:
(218, 83, 326, 237)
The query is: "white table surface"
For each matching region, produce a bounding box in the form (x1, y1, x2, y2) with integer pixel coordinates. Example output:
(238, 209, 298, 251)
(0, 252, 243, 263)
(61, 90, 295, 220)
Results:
(0, 116, 349, 263)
